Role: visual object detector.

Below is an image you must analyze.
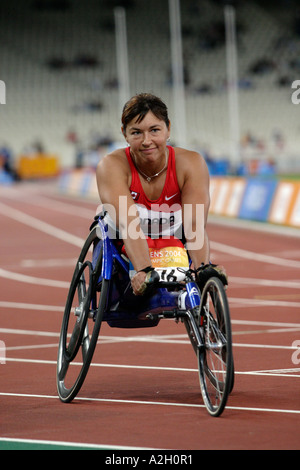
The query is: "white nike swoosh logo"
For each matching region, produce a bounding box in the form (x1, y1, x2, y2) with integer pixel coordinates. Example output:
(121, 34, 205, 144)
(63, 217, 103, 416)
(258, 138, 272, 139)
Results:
(165, 193, 178, 201)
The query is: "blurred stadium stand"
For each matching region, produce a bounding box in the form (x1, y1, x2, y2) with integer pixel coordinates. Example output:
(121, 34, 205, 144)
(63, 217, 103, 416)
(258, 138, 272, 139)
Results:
(0, 0, 299, 176)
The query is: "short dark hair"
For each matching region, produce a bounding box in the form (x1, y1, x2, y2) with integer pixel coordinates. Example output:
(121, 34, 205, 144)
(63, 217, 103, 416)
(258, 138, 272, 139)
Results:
(121, 93, 170, 132)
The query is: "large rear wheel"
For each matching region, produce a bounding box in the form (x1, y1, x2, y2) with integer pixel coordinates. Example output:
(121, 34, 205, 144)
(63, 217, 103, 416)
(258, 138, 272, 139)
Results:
(56, 227, 108, 403)
(198, 277, 234, 417)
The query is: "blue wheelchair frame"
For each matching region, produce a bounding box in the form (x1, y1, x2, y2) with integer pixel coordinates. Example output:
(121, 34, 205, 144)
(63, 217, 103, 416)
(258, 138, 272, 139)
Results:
(94, 216, 202, 332)
(57, 214, 233, 416)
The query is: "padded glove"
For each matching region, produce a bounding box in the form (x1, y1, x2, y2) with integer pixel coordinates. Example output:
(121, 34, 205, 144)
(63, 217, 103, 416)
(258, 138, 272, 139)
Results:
(196, 263, 228, 291)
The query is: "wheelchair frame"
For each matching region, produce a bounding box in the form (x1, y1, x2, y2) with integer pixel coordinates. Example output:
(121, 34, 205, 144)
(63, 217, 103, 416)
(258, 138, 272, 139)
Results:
(56, 216, 234, 417)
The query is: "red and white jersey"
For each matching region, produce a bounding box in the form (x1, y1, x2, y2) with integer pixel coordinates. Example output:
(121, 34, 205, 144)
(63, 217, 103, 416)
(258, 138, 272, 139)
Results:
(125, 146, 183, 240)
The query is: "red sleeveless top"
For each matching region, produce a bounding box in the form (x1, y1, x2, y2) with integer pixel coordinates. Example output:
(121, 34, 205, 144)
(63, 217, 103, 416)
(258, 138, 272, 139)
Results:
(125, 146, 183, 240)
(125, 145, 181, 207)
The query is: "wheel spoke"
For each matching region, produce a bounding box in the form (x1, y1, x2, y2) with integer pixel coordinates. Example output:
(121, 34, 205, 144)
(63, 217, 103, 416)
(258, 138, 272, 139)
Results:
(77, 262, 87, 304)
(57, 354, 69, 381)
(66, 321, 81, 359)
(81, 325, 90, 363)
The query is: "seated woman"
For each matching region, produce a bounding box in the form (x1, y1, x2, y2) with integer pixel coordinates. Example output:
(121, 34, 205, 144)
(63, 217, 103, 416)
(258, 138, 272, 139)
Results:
(96, 93, 227, 295)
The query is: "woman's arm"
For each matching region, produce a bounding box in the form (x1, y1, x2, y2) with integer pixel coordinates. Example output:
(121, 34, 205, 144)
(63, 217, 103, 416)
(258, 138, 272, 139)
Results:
(177, 149, 211, 268)
(96, 151, 152, 289)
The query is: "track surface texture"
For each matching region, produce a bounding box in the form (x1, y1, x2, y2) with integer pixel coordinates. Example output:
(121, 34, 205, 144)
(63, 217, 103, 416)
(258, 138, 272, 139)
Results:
(0, 182, 299, 450)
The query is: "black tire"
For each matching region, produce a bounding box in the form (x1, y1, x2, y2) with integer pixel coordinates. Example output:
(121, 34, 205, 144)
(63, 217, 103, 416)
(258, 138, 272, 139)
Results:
(56, 227, 108, 403)
(198, 277, 234, 417)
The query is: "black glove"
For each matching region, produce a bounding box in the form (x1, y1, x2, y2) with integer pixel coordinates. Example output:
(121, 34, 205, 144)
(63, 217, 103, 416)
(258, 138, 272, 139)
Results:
(196, 263, 228, 291)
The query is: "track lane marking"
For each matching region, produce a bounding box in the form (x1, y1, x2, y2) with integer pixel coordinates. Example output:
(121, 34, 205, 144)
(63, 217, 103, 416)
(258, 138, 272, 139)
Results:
(20, 258, 77, 268)
(0, 268, 300, 294)
(230, 276, 300, 288)
(1, 328, 299, 350)
(0, 268, 70, 288)
(1, 201, 299, 268)
(211, 241, 300, 268)
(0, 202, 84, 247)
(0, 392, 299, 415)
(0, 302, 64, 312)
(3, 357, 300, 378)
(0, 437, 154, 450)
(229, 297, 300, 307)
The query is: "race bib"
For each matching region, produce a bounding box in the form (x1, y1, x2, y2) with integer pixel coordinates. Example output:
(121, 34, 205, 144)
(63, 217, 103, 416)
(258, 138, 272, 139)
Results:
(123, 236, 189, 277)
(149, 246, 189, 268)
(147, 237, 189, 268)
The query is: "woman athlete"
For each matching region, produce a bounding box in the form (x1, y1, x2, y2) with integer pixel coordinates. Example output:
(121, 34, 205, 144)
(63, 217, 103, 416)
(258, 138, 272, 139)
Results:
(96, 93, 227, 295)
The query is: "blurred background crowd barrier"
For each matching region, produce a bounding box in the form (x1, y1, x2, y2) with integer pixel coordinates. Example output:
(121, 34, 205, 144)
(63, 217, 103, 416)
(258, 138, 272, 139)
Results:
(0, 0, 299, 226)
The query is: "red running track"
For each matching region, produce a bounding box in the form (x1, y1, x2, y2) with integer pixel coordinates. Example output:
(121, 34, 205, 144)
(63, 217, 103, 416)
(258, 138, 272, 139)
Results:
(0, 182, 299, 450)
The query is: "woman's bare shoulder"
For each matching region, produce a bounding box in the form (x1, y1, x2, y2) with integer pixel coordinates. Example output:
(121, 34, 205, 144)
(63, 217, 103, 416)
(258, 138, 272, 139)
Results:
(173, 146, 208, 186)
(97, 147, 130, 180)
(174, 146, 205, 163)
(98, 147, 127, 169)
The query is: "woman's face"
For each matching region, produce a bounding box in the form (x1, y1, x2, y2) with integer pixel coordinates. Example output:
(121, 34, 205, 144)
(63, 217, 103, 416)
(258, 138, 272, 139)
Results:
(123, 111, 170, 164)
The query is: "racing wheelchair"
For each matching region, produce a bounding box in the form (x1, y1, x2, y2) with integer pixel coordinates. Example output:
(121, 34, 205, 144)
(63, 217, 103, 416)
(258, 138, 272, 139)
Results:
(56, 213, 234, 417)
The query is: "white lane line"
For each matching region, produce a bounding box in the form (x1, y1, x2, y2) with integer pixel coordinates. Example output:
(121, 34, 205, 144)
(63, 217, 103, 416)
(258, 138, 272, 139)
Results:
(229, 297, 300, 308)
(3, 264, 300, 292)
(211, 241, 300, 268)
(230, 277, 300, 289)
(4, 357, 300, 378)
(0, 328, 298, 352)
(0, 186, 96, 219)
(1, 317, 300, 348)
(6, 344, 58, 352)
(208, 214, 300, 238)
(234, 327, 300, 335)
(2, 268, 300, 308)
(0, 437, 154, 450)
(0, 202, 84, 247)
(0, 392, 299, 415)
(0, 268, 70, 288)
(0, 302, 64, 312)
(20, 258, 77, 268)
(1, 297, 300, 318)
(21, 194, 95, 219)
(3, 268, 300, 309)
(1, 201, 299, 269)
(233, 319, 300, 327)
(0, 328, 60, 337)
(250, 368, 300, 375)
(1, 340, 299, 352)
(232, 343, 297, 350)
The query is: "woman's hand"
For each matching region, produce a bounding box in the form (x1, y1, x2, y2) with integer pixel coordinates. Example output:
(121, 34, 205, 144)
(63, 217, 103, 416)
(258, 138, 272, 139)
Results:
(131, 269, 160, 295)
(131, 270, 148, 295)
